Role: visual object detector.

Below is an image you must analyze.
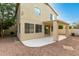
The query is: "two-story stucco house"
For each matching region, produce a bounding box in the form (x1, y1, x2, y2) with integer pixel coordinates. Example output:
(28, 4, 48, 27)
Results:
(17, 3, 69, 47)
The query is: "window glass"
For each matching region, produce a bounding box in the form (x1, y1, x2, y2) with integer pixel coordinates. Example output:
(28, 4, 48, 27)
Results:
(35, 24, 42, 33)
(58, 25, 63, 29)
(19, 24, 20, 33)
(49, 13, 53, 20)
(51, 26, 53, 31)
(69, 26, 72, 29)
(17, 23, 20, 33)
(53, 15, 55, 20)
(25, 23, 34, 33)
(34, 7, 41, 16)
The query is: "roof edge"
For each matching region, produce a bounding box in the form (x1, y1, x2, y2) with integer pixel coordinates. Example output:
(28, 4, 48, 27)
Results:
(44, 3, 58, 16)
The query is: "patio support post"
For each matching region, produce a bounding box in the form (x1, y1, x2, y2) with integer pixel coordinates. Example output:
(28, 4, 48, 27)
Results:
(65, 25, 69, 37)
(53, 20, 58, 41)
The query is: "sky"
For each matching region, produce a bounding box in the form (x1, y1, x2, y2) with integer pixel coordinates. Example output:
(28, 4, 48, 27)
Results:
(50, 3, 79, 24)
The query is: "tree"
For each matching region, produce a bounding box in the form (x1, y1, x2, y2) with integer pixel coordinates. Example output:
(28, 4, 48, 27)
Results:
(77, 24, 79, 28)
(75, 22, 79, 29)
(71, 22, 79, 29)
(0, 3, 16, 38)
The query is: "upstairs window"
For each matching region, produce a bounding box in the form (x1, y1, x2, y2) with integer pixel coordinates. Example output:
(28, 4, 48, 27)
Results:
(53, 15, 55, 20)
(49, 13, 53, 20)
(34, 7, 41, 16)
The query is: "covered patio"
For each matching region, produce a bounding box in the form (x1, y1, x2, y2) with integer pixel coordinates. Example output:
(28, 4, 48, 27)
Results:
(43, 20, 69, 41)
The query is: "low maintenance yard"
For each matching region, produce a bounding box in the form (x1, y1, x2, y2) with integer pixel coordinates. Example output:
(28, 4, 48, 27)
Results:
(0, 36, 79, 56)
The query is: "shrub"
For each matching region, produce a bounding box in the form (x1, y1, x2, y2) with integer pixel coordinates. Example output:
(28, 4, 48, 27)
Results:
(10, 31, 15, 35)
(58, 25, 63, 29)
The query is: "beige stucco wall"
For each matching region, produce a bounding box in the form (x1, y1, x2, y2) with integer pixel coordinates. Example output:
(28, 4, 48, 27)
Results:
(17, 5, 20, 39)
(19, 3, 57, 41)
(58, 29, 66, 35)
(58, 25, 67, 35)
(57, 22, 69, 35)
(58, 26, 79, 37)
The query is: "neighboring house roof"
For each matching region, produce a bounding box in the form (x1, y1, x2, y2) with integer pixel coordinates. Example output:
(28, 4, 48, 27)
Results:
(44, 3, 58, 16)
(54, 20, 69, 25)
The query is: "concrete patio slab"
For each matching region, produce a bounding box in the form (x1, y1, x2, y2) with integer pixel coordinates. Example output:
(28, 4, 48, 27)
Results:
(22, 35, 67, 47)
(22, 37, 55, 47)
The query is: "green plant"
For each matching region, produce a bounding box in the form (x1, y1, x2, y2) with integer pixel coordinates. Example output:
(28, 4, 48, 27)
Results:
(58, 25, 63, 29)
(0, 3, 18, 37)
(10, 32, 15, 35)
(69, 26, 72, 29)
